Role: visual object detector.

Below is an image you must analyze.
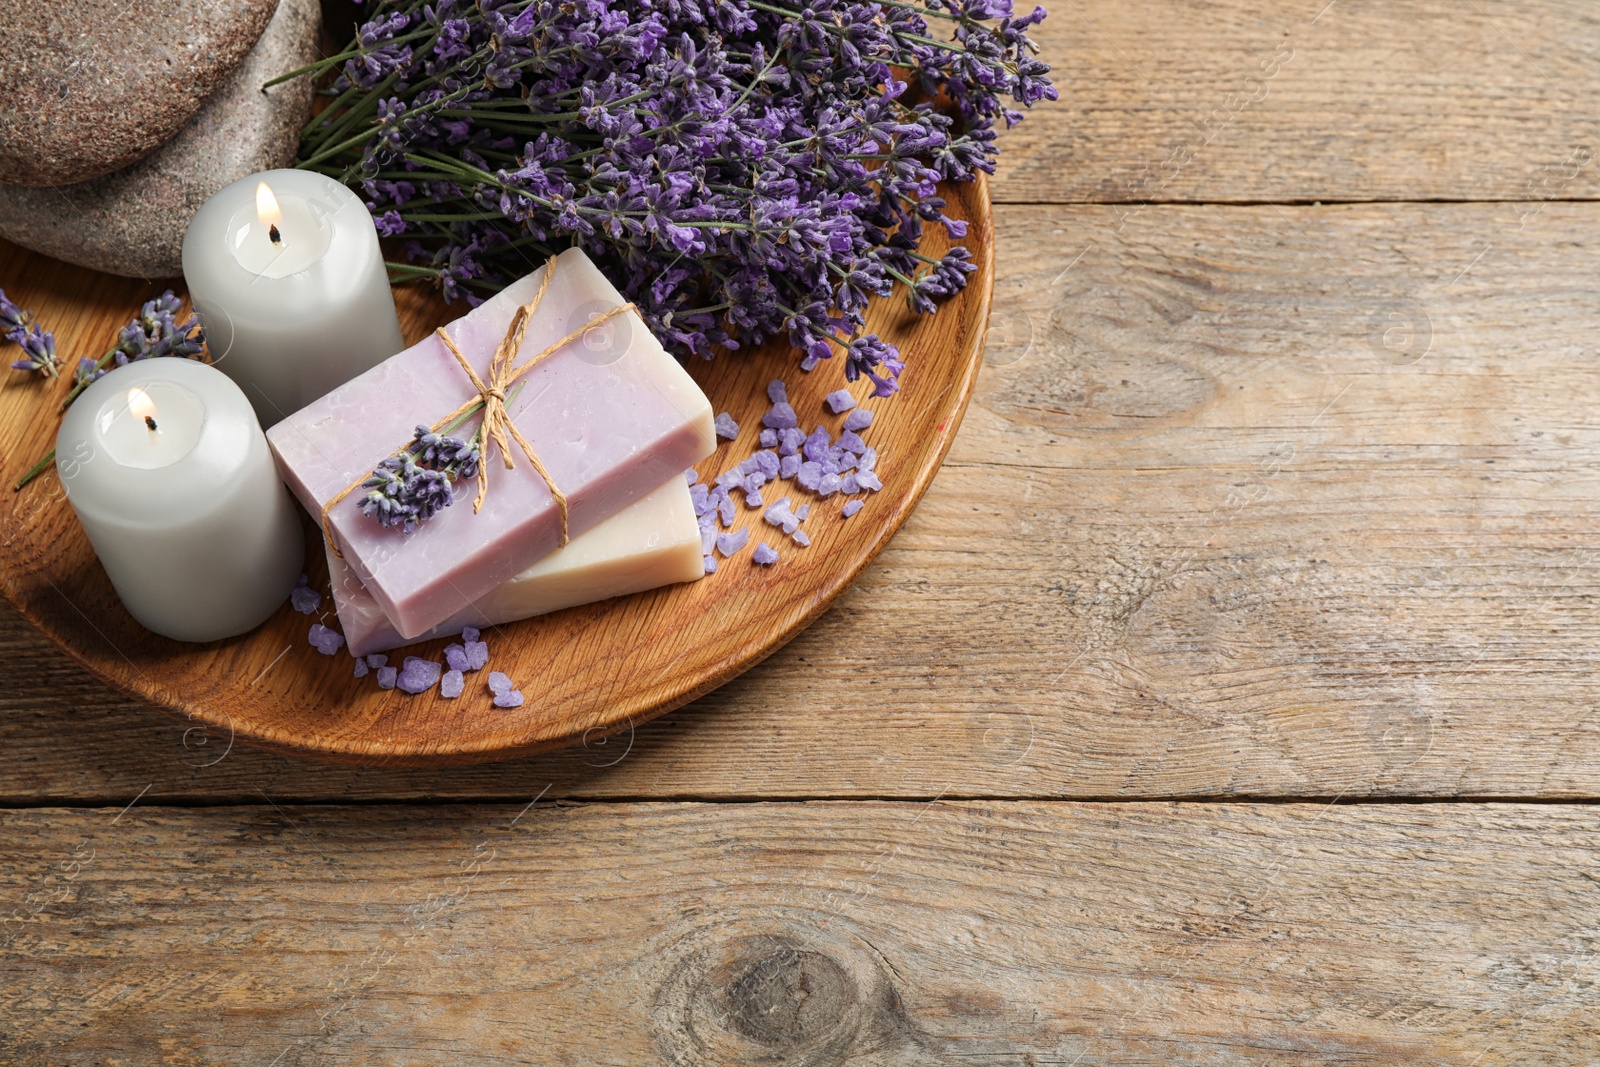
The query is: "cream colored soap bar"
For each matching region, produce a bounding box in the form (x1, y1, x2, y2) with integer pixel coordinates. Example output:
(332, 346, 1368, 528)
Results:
(331, 478, 705, 656)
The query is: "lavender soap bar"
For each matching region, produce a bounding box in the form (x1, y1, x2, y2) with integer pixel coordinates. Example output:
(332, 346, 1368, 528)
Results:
(268, 248, 715, 639)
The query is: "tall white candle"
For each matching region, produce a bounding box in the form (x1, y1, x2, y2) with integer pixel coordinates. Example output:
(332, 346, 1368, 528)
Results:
(181, 168, 404, 428)
(56, 358, 303, 643)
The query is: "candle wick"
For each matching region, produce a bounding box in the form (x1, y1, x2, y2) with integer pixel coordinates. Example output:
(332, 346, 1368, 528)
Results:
(144, 415, 158, 432)
(269, 224, 281, 245)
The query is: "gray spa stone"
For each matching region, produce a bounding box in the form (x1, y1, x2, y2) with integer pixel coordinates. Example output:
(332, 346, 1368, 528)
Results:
(0, 0, 280, 186)
(0, 0, 321, 279)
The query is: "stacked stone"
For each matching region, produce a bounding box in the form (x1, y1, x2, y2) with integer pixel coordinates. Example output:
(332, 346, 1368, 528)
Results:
(0, 0, 321, 278)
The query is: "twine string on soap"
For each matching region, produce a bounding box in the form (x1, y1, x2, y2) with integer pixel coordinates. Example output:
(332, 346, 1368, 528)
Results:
(320, 255, 636, 558)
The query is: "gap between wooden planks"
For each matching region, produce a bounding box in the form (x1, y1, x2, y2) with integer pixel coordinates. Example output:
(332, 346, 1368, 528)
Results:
(4, 200, 1599, 802)
(2, 799, 1595, 1065)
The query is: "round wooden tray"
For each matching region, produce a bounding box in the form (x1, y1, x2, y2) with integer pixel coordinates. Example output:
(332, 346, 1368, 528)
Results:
(0, 177, 991, 766)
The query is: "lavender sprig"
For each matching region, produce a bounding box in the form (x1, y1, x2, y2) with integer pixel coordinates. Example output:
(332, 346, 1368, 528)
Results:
(1, 288, 58, 378)
(358, 424, 483, 534)
(14, 291, 208, 491)
(290, 0, 1055, 397)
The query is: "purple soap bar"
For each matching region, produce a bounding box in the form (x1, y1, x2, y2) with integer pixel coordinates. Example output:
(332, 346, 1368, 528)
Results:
(268, 248, 715, 639)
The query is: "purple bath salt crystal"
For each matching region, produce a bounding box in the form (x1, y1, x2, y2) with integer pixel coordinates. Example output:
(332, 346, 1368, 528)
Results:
(704, 554, 718, 574)
(796, 461, 822, 491)
(759, 427, 779, 448)
(799, 353, 820, 372)
(793, 529, 812, 547)
(291, 585, 322, 615)
(817, 472, 842, 497)
(746, 488, 764, 508)
(749, 450, 780, 479)
(461, 626, 480, 642)
(353, 658, 369, 678)
(767, 379, 787, 404)
(764, 498, 795, 527)
(308, 623, 345, 656)
(700, 525, 717, 556)
(718, 527, 751, 556)
(742, 472, 767, 494)
(689, 482, 711, 514)
(841, 472, 860, 494)
(376, 665, 398, 689)
(717, 492, 736, 527)
(859, 447, 878, 472)
(843, 500, 864, 518)
(440, 669, 465, 698)
(844, 409, 874, 432)
(715, 467, 744, 489)
(397, 657, 442, 694)
(685, 467, 700, 486)
(837, 430, 867, 455)
(856, 469, 884, 492)
(488, 671, 513, 695)
(779, 453, 801, 479)
(445, 643, 470, 673)
(366, 653, 388, 669)
(752, 542, 779, 565)
(794, 504, 808, 522)
(714, 412, 739, 440)
(762, 402, 799, 430)
(778, 427, 806, 456)
(818, 452, 841, 477)
(464, 640, 489, 671)
(825, 389, 858, 414)
(494, 689, 526, 709)
(803, 427, 832, 462)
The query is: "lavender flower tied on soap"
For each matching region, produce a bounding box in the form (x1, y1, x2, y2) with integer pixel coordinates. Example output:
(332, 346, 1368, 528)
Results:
(359, 425, 482, 533)
(281, 0, 1055, 396)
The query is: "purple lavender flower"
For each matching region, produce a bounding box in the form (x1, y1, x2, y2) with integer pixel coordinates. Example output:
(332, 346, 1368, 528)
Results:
(358, 425, 481, 534)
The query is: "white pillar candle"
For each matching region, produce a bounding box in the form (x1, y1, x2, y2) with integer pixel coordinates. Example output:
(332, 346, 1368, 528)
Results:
(181, 168, 404, 428)
(56, 358, 303, 643)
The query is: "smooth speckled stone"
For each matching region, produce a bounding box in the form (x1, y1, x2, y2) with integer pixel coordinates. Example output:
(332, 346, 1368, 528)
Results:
(0, 0, 319, 279)
(0, 0, 280, 186)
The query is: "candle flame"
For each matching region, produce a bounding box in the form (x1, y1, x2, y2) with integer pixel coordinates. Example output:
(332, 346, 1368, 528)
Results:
(256, 181, 282, 229)
(127, 387, 157, 423)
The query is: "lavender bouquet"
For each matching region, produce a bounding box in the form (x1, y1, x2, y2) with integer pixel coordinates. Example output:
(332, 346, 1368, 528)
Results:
(280, 0, 1055, 396)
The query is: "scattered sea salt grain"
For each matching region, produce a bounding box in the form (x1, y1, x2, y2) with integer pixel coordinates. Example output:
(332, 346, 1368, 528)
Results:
(717, 527, 750, 556)
(440, 669, 465, 698)
(856, 470, 883, 492)
(366, 654, 388, 668)
(494, 689, 526, 709)
(377, 665, 398, 689)
(803, 426, 831, 462)
(714, 412, 739, 440)
(464, 640, 489, 671)
(445, 643, 470, 673)
(764, 498, 796, 527)
(752, 542, 779, 565)
(397, 657, 442, 694)
(796, 503, 810, 521)
(859, 446, 877, 471)
(796, 461, 822, 491)
(746, 488, 763, 507)
(841, 472, 860, 493)
(767, 379, 787, 404)
(717, 492, 736, 527)
(762, 402, 799, 430)
(759, 427, 778, 448)
(825, 389, 858, 413)
(689, 482, 710, 512)
(308, 623, 344, 656)
(291, 585, 322, 615)
(488, 671, 513, 695)
(843, 500, 864, 517)
(462, 626, 480, 642)
(704, 554, 718, 573)
(685, 467, 699, 485)
(779, 453, 801, 479)
(844, 409, 874, 432)
(700, 525, 717, 555)
(837, 430, 866, 454)
(817, 472, 842, 496)
(777, 427, 806, 455)
(793, 530, 811, 547)
(354, 658, 369, 678)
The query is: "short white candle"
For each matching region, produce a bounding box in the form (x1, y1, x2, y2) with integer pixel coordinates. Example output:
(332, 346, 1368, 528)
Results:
(181, 168, 405, 428)
(56, 358, 303, 643)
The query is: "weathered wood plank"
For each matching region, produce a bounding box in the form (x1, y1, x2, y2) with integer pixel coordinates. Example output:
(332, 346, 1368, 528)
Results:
(2, 800, 1596, 1064)
(995, 0, 1600, 204)
(6, 200, 1600, 801)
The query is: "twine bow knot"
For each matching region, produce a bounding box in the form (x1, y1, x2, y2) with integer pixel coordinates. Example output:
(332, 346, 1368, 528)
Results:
(321, 256, 636, 557)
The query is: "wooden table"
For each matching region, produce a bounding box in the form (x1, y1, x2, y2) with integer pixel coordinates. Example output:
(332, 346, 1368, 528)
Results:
(5, 2, 1598, 1061)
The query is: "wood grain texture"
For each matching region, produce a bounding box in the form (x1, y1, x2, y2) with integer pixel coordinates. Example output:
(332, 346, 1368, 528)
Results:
(4, 199, 1599, 800)
(0, 179, 990, 765)
(993, 0, 1600, 205)
(3, 799, 1597, 1065)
